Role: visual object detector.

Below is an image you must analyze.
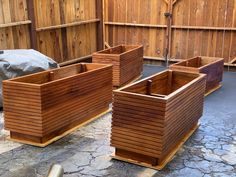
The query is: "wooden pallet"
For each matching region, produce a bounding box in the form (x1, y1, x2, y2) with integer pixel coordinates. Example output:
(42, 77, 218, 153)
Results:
(7, 108, 111, 147)
(205, 84, 222, 97)
(111, 123, 199, 170)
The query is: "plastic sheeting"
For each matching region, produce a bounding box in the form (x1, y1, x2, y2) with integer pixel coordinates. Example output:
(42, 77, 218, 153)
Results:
(0, 49, 59, 107)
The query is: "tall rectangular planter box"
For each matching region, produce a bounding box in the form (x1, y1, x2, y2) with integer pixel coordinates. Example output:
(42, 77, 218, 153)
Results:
(3, 63, 112, 146)
(169, 56, 224, 94)
(111, 70, 206, 167)
(92, 45, 143, 87)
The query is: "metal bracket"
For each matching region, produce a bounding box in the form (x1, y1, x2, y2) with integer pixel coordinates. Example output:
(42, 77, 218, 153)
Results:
(164, 12, 172, 18)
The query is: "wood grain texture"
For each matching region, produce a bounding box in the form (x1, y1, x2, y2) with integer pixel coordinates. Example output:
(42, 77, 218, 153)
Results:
(34, 0, 98, 63)
(3, 63, 112, 145)
(0, 0, 30, 49)
(169, 56, 224, 94)
(0, 0, 101, 64)
(104, 0, 236, 64)
(92, 45, 143, 87)
(111, 70, 206, 165)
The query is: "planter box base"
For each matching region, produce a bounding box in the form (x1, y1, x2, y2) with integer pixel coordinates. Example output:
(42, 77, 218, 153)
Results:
(205, 84, 222, 97)
(111, 123, 199, 170)
(7, 107, 111, 147)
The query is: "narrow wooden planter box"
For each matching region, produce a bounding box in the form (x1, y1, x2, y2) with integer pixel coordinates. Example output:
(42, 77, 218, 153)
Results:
(3, 63, 113, 146)
(111, 70, 206, 168)
(169, 56, 224, 94)
(92, 45, 143, 87)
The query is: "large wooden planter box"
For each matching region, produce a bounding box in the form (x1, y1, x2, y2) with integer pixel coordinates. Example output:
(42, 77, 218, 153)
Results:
(92, 45, 143, 87)
(3, 63, 112, 146)
(169, 56, 224, 94)
(111, 70, 206, 168)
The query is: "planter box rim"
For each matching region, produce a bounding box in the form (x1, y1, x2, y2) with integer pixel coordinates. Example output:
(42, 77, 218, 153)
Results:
(93, 44, 143, 56)
(172, 56, 224, 70)
(114, 69, 206, 100)
(3, 63, 112, 87)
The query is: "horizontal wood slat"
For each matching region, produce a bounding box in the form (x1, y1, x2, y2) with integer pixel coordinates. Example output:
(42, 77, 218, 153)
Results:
(169, 56, 224, 94)
(3, 63, 112, 145)
(93, 45, 143, 87)
(0, 20, 31, 28)
(36, 19, 100, 32)
(111, 69, 206, 165)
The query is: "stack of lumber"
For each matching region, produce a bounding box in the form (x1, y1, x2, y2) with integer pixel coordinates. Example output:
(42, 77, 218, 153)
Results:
(3, 63, 112, 146)
(92, 45, 143, 87)
(111, 70, 206, 166)
(169, 56, 224, 94)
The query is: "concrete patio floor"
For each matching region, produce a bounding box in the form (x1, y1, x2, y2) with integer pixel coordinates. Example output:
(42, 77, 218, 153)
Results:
(0, 65, 236, 177)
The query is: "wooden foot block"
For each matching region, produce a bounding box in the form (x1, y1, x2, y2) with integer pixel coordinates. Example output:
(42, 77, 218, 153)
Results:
(111, 123, 200, 170)
(7, 108, 111, 147)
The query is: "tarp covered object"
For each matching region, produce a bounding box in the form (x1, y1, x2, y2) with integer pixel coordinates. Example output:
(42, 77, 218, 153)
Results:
(0, 49, 59, 107)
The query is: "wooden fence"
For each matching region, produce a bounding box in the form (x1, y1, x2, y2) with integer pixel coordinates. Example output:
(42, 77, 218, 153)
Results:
(0, 0, 103, 64)
(1, 0, 236, 66)
(104, 0, 236, 66)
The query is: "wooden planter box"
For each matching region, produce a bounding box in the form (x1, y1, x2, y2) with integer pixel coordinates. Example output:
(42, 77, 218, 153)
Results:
(3, 63, 112, 146)
(111, 70, 206, 168)
(169, 56, 224, 94)
(92, 45, 143, 87)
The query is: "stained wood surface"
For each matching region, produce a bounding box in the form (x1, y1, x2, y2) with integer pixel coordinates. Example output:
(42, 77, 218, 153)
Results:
(3, 63, 113, 145)
(0, 0, 102, 64)
(104, 0, 236, 64)
(92, 45, 143, 87)
(112, 123, 199, 170)
(111, 70, 206, 164)
(169, 56, 224, 93)
(34, 0, 99, 63)
(0, 0, 30, 49)
(8, 108, 111, 147)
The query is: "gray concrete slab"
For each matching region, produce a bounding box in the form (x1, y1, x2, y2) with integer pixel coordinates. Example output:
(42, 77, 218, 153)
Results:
(0, 65, 236, 177)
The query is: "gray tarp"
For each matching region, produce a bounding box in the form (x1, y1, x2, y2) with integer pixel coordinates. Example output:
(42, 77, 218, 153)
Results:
(0, 49, 59, 107)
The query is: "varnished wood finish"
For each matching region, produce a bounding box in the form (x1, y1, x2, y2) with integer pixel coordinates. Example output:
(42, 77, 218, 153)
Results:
(92, 45, 143, 87)
(112, 123, 199, 170)
(111, 70, 206, 165)
(3, 63, 112, 145)
(169, 56, 224, 94)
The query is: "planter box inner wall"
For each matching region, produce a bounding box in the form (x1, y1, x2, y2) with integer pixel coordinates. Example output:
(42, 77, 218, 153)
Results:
(169, 56, 224, 93)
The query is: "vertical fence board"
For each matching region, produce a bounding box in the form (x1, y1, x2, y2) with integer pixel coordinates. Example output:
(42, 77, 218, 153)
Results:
(0, 0, 30, 49)
(105, 0, 236, 64)
(0, 0, 100, 64)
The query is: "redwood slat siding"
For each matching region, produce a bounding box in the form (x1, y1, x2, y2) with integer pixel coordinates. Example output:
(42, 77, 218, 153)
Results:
(169, 56, 224, 93)
(92, 45, 143, 87)
(3, 63, 112, 144)
(111, 70, 206, 165)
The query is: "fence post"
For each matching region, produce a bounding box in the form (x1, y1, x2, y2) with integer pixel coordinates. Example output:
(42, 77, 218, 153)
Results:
(26, 0, 37, 50)
(96, 0, 104, 51)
